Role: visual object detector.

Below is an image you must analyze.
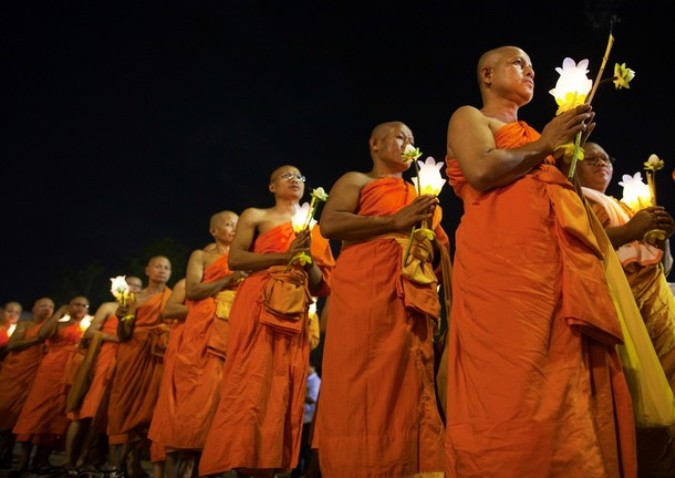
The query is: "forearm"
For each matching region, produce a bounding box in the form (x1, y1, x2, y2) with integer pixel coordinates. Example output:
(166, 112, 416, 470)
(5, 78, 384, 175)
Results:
(187, 277, 234, 300)
(472, 144, 549, 191)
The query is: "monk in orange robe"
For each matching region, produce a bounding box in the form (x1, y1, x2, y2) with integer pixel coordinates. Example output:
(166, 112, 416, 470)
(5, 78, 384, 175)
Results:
(443, 46, 636, 477)
(0, 297, 53, 469)
(199, 165, 334, 477)
(0, 302, 23, 367)
(313, 121, 448, 477)
(62, 276, 143, 473)
(149, 211, 246, 474)
(12, 296, 90, 474)
(106, 256, 172, 477)
(577, 141, 675, 476)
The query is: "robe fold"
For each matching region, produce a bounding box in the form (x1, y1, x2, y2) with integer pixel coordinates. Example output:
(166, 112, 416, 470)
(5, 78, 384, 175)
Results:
(199, 223, 334, 475)
(106, 289, 170, 439)
(149, 254, 237, 450)
(314, 177, 448, 478)
(443, 121, 636, 478)
(13, 323, 83, 437)
(0, 322, 46, 432)
(67, 313, 119, 430)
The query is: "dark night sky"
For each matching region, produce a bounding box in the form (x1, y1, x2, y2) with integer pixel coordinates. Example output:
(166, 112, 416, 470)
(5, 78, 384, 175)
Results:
(2, 1, 673, 307)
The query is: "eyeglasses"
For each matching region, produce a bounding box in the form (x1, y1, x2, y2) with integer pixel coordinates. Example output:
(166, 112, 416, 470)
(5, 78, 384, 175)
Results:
(72, 303, 89, 308)
(584, 155, 615, 167)
(279, 173, 306, 182)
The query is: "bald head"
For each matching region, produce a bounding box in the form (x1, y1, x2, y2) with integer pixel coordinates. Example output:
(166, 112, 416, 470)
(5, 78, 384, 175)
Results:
(210, 210, 238, 229)
(370, 121, 407, 142)
(477, 45, 527, 86)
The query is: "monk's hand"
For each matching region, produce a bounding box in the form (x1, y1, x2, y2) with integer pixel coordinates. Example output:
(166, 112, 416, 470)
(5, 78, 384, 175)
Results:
(542, 104, 593, 156)
(393, 195, 438, 231)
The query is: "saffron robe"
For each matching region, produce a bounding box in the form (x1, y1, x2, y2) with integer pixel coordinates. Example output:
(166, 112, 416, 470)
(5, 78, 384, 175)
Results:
(67, 313, 119, 429)
(149, 254, 236, 450)
(313, 177, 449, 477)
(199, 223, 334, 475)
(106, 289, 170, 438)
(0, 322, 46, 432)
(584, 187, 675, 475)
(443, 121, 637, 478)
(13, 322, 83, 437)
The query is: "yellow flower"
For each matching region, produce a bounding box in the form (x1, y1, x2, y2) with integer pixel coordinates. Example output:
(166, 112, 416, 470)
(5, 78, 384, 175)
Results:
(290, 251, 312, 267)
(411, 156, 446, 196)
(643, 153, 664, 172)
(613, 62, 635, 90)
(549, 57, 593, 115)
(414, 227, 436, 241)
(402, 144, 422, 163)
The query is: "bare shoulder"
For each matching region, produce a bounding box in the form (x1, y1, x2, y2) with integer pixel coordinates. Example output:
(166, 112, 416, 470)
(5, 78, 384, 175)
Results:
(332, 171, 372, 191)
(449, 105, 484, 125)
(239, 207, 266, 224)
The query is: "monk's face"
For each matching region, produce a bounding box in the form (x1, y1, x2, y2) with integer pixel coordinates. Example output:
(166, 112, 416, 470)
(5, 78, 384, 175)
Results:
(372, 123, 415, 172)
(485, 47, 534, 106)
(126, 276, 143, 293)
(32, 298, 55, 321)
(269, 166, 305, 200)
(577, 143, 613, 193)
(68, 296, 90, 321)
(146, 257, 172, 284)
(210, 212, 238, 245)
(2, 302, 22, 325)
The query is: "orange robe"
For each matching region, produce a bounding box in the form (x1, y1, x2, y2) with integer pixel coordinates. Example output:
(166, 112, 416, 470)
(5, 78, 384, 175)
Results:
(199, 223, 334, 475)
(313, 177, 448, 477)
(149, 254, 236, 450)
(148, 320, 185, 463)
(67, 313, 120, 429)
(443, 121, 636, 477)
(0, 322, 46, 432)
(13, 323, 83, 438)
(583, 187, 675, 475)
(106, 289, 171, 440)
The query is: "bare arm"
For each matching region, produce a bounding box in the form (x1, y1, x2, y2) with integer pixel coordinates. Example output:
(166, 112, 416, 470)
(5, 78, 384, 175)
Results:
(5, 321, 43, 352)
(605, 206, 674, 250)
(448, 104, 593, 191)
(85, 302, 119, 343)
(228, 208, 294, 272)
(185, 249, 247, 300)
(319, 172, 438, 241)
(161, 278, 188, 320)
(37, 305, 69, 341)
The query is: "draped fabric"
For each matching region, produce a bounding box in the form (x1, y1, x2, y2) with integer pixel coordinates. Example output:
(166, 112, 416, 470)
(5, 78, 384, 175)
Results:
(443, 121, 636, 477)
(0, 322, 46, 432)
(584, 187, 675, 475)
(13, 323, 84, 437)
(314, 177, 448, 477)
(199, 223, 334, 475)
(149, 254, 237, 450)
(106, 289, 170, 439)
(67, 313, 119, 429)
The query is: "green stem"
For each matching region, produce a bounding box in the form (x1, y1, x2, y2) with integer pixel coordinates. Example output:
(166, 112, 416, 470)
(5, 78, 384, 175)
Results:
(567, 131, 583, 181)
(401, 227, 416, 267)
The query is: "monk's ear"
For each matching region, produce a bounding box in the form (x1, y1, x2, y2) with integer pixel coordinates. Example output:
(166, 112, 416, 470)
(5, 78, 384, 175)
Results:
(480, 66, 492, 86)
(268, 182, 276, 194)
(369, 136, 379, 154)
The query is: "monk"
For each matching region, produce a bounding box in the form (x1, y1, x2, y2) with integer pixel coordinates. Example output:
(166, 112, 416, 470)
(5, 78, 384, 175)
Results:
(62, 276, 143, 474)
(0, 302, 23, 363)
(313, 121, 448, 477)
(106, 256, 172, 478)
(199, 165, 335, 477)
(443, 46, 636, 477)
(12, 296, 91, 475)
(577, 141, 675, 476)
(149, 211, 246, 475)
(0, 297, 54, 469)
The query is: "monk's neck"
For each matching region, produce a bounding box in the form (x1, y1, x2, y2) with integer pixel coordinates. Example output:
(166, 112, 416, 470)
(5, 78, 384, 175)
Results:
(273, 199, 299, 216)
(144, 282, 166, 295)
(481, 101, 519, 124)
